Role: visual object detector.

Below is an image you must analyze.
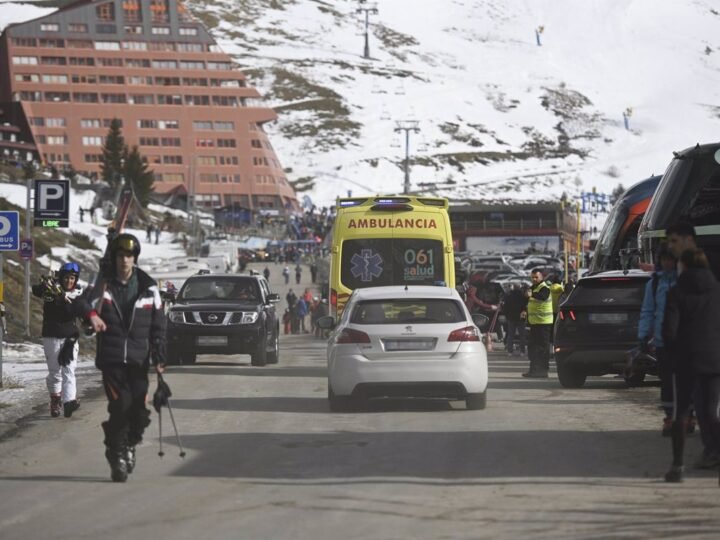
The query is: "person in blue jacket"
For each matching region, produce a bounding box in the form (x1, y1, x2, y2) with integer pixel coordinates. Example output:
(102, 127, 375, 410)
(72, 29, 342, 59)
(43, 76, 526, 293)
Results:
(638, 242, 677, 435)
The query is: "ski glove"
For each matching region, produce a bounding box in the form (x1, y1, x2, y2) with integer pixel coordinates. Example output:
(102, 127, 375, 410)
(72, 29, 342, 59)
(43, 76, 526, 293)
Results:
(58, 335, 78, 366)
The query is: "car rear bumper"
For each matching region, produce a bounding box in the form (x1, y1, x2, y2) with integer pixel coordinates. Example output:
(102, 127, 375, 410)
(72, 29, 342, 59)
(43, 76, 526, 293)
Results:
(554, 344, 640, 375)
(328, 352, 488, 397)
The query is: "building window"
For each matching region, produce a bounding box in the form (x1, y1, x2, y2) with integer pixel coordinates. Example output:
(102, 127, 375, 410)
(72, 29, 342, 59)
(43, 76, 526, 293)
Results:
(123, 0, 142, 22)
(81, 119, 102, 128)
(138, 119, 158, 129)
(42, 74, 68, 84)
(192, 121, 212, 130)
(158, 173, 184, 183)
(39, 38, 64, 48)
(85, 154, 103, 163)
(128, 75, 152, 85)
(155, 76, 180, 86)
(99, 75, 125, 84)
(157, 94, 182, 105)
(182, 77, 208, 86)
(40, 56, 67, 66)
(40, 23, 60, 32)
(126, 58, 150, 68)
(199, 174, 219, 183)
(212, 96, 238, 107)
(122, 40, 147, 50)
(219, 156, 239, 166)
(162, 155, 183, 164)
(103, 118, 122, 128)
(210, 79, 242, 88)
(214, 121, 234, 131)
(96, 2, 116, 22)
(98, 58, 123, 67)
(95, 41, 121, 50)
(140, 137, 160, 146)
(179, 27, 198, 36)
(217, 139, 236, 148)
(71, 74, 97, 83)
(125, 25, 143, 34)
(73, 92, 100, 103)
(129, 94, 155, 104)
(150, 0, 170, 23)
(197, 156, 216, 166)
(176, 43, 203, 52)
(68, 23, 88, 33)
(46, 135, 68, 145)
(15, 73, 39, 82)
(179, 60, 204, 70)
(101, 93, 127, 103)
(12, 38, 37, 47)
(184, 95, 209, 106)
(151, 59, 177, 69)
(96, 24, 117, 34)
(149, 41, 174, 51)
(46, 118, 66, 128)
(207, 62, 232, 71)
(45, 92, 70, 102)
(196, 138, 214, 148)
(12, 56, 38, 65)
(151, 26, 170, 35)
(159, 120, 179, 129)
(69, 56, 95, 66)
(67, 39, 93, 48)
(29, 117, 45, 127)
(251, 139, 262, 149)
(161, 137, 181, 146)
(82, 136, 104, 146)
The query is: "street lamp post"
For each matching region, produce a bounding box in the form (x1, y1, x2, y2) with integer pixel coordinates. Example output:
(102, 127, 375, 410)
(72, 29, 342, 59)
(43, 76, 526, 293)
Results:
(394, 120, 420, 194)
(357, 1, 378, 59)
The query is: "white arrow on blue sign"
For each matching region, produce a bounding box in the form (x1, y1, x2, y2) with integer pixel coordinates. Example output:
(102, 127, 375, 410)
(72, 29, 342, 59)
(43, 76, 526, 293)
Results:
(0, 211, 20, 251)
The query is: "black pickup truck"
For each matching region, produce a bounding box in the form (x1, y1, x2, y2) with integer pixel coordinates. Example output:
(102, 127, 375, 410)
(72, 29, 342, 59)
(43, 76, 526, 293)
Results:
(165, 272, 280, 366)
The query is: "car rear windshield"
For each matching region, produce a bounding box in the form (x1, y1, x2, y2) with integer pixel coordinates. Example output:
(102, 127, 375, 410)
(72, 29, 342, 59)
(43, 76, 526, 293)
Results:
(179, 278, 260, 301)
(569, 278, 649, 306)
(341, 238, 445, 289)
(350, 299, 465, 325)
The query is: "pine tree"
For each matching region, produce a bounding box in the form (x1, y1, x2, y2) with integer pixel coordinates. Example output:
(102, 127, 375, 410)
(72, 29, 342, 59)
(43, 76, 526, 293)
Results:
(610, 183, 626, 206)
(123, 145, 155, 207)
(100, 118, 125, 188)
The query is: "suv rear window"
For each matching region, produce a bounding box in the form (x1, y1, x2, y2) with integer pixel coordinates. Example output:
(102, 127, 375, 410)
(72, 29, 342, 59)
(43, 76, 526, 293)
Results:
(350, 299, 465, 325)
(569, 278, 649, 306)
(179, 277, 260, 301)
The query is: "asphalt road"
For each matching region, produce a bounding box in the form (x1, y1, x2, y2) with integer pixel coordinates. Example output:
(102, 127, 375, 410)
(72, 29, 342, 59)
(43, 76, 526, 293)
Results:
(0, 263, 719, 539)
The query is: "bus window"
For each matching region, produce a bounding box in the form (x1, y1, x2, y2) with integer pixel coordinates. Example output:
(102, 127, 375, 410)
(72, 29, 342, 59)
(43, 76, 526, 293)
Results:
(340, 238, 445, 290)
(686, 172, 720, 226)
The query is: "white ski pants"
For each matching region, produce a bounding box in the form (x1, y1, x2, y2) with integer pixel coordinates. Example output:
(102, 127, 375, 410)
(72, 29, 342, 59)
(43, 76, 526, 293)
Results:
(43, 337, 78, 403)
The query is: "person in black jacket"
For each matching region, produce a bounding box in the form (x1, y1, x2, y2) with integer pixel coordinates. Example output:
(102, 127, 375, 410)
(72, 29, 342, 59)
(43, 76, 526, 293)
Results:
(86, 233, 166, 483)
(502, 283, 528, 356)
(31, 262, 91, 418)
(662, 248, 720, 482)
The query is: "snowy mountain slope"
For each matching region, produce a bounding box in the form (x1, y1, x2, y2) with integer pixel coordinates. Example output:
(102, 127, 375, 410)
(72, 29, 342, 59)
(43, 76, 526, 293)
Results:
(187, 0, 720, 205)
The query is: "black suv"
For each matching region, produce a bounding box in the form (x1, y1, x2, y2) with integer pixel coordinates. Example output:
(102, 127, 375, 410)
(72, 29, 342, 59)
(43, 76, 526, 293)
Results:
(166, 273, 280, 366)
(553, 270, 652, 388)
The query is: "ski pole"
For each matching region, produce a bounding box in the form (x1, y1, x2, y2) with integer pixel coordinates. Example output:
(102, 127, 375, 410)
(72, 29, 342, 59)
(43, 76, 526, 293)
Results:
(165, 400, 187, 458)
(158, 409, 164, 458)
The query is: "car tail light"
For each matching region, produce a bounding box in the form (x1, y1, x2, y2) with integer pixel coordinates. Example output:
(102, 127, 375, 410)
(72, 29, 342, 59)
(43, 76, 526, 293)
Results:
(330, 288, 337, 307)
(448, 326, 480, 342)
(335, 328, 371, 344)
(559, 310, 576, 321)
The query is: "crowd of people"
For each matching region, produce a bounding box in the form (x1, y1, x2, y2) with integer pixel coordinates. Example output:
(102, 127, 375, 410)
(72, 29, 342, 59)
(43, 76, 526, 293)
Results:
(282, 288, 329, 338)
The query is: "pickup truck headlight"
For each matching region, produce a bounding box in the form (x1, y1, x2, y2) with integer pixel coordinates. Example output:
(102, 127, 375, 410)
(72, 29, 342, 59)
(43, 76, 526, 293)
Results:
(239, 312, 259, 324)
(168, 311, 185, 323)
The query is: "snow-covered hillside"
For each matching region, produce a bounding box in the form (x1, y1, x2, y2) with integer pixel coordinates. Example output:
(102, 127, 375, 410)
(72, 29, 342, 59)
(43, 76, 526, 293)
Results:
(3, 0, 720, 206)
(188, 0, 720, 205)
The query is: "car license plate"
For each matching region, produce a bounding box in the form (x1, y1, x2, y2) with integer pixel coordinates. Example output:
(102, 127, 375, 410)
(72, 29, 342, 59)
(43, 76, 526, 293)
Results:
(588, 313, 627, 324)
(197, 336, 228, 346)
(383, 339, 436, 351)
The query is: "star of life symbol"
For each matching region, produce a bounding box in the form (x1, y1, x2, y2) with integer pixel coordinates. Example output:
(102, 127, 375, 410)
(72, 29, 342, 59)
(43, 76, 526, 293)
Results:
(350, 249, 384, 282)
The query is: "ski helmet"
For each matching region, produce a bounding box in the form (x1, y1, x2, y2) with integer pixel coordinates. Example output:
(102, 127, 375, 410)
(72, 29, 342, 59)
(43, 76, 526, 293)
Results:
(58, 261, 80, 279)
(110, 233, 141, 262)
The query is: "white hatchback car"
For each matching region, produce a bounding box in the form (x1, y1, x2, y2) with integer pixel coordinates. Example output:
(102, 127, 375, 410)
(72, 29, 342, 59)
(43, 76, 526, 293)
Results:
(319, 286, 489, 411)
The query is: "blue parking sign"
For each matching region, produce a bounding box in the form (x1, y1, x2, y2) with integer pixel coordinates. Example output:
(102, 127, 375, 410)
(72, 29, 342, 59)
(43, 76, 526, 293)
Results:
(0, 211, 20, 251)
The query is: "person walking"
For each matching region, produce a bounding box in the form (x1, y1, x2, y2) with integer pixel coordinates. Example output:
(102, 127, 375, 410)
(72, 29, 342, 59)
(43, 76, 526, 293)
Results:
(637, 242, 677, 436)
(295, 263, 302, 285)
(502, 283, 528, 356)
(31, 262, 90, 418)
(662, 248, 720, 482)
(263, 266, 270, 281)
(86, 233, 167, 483)
(523, 269, 553, 378)
(282, 265, 290, 285)
(296, 296, 309, 333)
(310, 262, 318, 284)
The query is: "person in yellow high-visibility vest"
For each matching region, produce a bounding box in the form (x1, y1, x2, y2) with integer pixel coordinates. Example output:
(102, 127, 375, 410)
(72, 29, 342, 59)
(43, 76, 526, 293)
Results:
(522, 269, 553, 378)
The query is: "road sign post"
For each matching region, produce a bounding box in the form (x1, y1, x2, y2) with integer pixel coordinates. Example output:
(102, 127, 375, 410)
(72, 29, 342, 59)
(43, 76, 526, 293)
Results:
(0, 210, 20, 387)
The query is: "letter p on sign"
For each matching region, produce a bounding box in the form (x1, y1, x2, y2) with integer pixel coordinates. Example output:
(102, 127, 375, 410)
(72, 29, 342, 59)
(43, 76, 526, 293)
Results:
(39, 183, 64, 210)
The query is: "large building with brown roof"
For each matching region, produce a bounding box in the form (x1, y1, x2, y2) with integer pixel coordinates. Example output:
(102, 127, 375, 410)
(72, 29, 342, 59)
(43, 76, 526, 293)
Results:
(0, 0, 296, 211)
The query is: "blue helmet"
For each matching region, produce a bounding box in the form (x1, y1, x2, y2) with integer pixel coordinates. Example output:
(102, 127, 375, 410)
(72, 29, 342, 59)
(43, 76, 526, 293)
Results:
(58, 261, 80, 278)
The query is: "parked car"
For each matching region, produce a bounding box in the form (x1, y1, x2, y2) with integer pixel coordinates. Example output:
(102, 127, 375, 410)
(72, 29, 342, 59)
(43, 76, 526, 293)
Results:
(553, 270, 652, 388)
(319, 285, 489, 411)
(165, 272, 280, 365)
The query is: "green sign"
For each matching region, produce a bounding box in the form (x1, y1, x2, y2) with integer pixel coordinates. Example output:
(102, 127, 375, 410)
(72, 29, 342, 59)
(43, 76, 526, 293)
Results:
(35, 219, 68, 228)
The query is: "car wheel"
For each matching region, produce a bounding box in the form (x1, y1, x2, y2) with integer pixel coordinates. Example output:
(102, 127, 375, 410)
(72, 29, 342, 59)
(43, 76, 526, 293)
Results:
(267, 328, 280, 364)
(251, 339, 267, 366)
(466, 391, 487, 410)
(556, 362, 587, 388)
(624, 371, 646, 387)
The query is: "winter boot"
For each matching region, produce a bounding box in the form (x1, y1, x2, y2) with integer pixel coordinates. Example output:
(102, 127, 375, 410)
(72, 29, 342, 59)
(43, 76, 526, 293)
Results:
(50, 394, 62, 418)
(63, 400, 80, 418)
(664, 465, 684, 483)
(125, 446, 136, 474)
(105, 448, 128, 483)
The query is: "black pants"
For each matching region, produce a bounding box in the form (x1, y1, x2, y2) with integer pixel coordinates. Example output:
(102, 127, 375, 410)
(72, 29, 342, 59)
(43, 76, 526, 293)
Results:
(101, 364, 151, 450)
(527, 324, 552, 374)
(656, 348, 674, 417)
(505, 320, 526, 353)
(670, 372, 720, 467)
